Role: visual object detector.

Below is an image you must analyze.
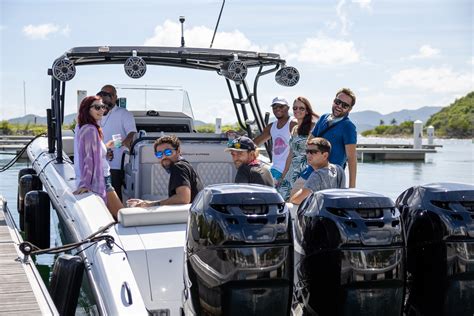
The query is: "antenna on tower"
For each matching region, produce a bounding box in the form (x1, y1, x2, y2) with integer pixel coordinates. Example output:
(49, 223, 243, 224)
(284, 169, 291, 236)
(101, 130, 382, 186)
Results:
(210, 0, 226, 48)
(179, 16, 186, 47)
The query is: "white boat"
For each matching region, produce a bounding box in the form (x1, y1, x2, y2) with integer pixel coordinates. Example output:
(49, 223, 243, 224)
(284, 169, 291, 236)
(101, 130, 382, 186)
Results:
(25, 45, 299, 315)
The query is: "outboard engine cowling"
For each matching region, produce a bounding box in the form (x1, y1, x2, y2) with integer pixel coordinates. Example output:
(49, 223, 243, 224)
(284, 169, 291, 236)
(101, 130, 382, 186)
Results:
(396, 182, 474, 316)
(183, 184, 293, 316)
(293, 189, 405, 316)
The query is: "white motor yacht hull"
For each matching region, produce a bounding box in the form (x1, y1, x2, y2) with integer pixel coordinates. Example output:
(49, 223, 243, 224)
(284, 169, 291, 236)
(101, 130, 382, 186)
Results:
(27, 137, 186, 315)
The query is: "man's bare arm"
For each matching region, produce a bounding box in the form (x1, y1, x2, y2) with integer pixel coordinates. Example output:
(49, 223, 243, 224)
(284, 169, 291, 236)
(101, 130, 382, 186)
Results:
(160, 186, 192, 205)
(122, 131, 137, 150)
(345, 144, 357, 188)
(290, 188, 312, 205)
(253, 124, 272, 146)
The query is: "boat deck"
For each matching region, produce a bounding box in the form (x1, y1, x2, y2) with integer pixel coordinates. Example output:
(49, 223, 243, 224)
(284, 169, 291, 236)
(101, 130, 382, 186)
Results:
(0, 196, 58, 315)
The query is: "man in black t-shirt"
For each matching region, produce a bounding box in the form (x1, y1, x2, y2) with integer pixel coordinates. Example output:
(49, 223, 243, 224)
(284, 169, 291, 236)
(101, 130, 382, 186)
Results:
(225, 136, 274, 187)
(127, 135, 203, 207)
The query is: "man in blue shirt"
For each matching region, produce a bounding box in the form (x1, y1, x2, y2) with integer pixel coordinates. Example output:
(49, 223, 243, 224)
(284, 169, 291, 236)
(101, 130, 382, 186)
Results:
(305, 88, 357, 188)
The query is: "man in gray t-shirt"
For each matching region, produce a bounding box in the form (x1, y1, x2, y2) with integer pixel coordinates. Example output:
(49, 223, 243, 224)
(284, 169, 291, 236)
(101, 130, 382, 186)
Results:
(290, 137, 345, 204)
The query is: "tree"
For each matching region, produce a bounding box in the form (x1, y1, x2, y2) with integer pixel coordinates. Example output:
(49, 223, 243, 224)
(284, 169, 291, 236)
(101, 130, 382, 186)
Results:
(390, 118, 397, 125)
(426, 91, 473, 138)
(379, 119, 385, 126)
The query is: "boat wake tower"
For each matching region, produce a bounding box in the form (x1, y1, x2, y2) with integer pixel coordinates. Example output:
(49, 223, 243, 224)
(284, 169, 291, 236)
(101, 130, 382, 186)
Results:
(47, 46, 300, 162)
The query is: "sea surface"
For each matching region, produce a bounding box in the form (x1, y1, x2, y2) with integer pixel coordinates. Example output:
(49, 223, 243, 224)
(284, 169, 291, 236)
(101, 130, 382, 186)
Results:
(0, 137, 472, 313)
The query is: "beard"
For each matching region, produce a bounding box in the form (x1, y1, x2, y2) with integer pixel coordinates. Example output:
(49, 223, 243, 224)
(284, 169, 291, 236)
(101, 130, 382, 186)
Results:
(233, 160, 243, 168)
(161, 158, 174, 170)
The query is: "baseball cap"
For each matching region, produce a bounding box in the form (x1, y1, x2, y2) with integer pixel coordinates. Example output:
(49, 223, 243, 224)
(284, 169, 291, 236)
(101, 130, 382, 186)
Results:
(225, 136, 257, 152)
(271, 96, 289, 107)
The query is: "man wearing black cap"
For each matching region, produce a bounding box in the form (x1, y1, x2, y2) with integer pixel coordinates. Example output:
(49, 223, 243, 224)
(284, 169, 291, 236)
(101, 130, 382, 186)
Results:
(225, 136, 274, 187)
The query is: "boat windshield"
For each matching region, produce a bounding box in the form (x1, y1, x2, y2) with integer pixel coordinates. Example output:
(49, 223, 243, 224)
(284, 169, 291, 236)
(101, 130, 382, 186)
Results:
(115, 85, 194, 119)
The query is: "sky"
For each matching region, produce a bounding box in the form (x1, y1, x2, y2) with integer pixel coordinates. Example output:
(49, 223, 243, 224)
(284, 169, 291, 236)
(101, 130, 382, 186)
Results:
(0, 0, 472, 124)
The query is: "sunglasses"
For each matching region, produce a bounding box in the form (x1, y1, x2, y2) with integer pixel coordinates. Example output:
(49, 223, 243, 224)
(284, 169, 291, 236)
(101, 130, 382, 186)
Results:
(334, 98, 351, 110)
(305, 149, 321, 155)
(155, 148, 174, 159)
(97, 91, 112, 98)
(293, 106, 306, 111)
(90, 104, 107, 111)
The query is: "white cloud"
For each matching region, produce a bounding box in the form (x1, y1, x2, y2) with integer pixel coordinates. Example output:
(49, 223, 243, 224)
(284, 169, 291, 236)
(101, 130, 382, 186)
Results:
(61, 25, 71, 37)
(144, 20, 261, 51)
(336, 0, 350, 36)
(470, 57, 474, 65)
(335, 0, 372, 36)
(408, 45, 440, 59)
(292, 36, 360, 65)
(22, 23, 70, 39)
(352, 0, 372, 10)
(0, 25, 6, 31)
(387, 67, 472, 93)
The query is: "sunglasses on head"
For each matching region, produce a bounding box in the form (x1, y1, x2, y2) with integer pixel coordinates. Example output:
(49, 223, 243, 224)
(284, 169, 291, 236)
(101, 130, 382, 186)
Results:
(90, 104, 107, 111)
(305, 149, 321, 155)
(155, 148, 174, 159)
(293, 106, 306, 111)
(334, 98, 351, 110)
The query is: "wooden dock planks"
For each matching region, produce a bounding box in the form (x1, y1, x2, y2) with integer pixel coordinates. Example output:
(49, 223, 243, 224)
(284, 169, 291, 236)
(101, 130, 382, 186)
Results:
(0, 198, 58, 315)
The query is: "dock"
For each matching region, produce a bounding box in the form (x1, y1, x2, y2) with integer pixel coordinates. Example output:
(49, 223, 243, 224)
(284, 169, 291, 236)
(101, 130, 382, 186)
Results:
(0, 136, 34, 156)
(357, 143, 440, 161)
(0, 196, 58, 315)
(1, 135, 441, 161)
(0, 135, 74, 158)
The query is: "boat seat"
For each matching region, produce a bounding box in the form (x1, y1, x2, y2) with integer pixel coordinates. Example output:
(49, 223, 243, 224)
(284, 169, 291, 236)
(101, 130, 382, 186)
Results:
(136, 141, 236, 200)
(118, 204, 191, 227)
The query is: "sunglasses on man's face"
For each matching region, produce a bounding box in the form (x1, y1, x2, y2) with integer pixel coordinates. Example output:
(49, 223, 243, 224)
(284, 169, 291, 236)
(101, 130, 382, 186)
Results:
(155, 148, 174, 159)
(334, 98, 351, 110)
(90, 104, 107, 111)
(305, 149, 321, 155)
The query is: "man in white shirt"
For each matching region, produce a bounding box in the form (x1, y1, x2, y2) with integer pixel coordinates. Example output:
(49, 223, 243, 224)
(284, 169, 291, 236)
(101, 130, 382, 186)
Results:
(97, 85, 137, 201)
(253, 96, 296, 185)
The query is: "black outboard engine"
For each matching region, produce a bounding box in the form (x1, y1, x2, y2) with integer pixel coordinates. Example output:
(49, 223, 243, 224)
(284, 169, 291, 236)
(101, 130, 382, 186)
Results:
(293, 189, 405, 316)
(396, 182, 474, 316)
(183, 184, 293, 316)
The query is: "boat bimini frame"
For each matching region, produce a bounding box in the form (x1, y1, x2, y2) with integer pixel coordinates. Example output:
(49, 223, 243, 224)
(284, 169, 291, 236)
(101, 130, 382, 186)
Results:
(47, 46, 300, 163)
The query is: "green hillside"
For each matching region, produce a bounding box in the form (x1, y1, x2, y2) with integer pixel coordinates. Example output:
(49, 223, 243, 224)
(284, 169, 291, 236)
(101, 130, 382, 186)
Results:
(425, 91, 473, 138)
(362, 92, 473, 138)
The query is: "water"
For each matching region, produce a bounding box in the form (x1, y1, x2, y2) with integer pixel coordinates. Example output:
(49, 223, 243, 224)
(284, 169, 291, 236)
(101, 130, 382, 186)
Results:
(0, 137, 472, 313)
(356, 137, 473, 200)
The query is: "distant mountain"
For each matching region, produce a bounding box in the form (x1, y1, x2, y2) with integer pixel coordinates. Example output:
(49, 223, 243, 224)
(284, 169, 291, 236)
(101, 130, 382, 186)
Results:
(8, 113, 76, 125)
(8, 106, 443, 132)
(350, 106, 443, 132)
